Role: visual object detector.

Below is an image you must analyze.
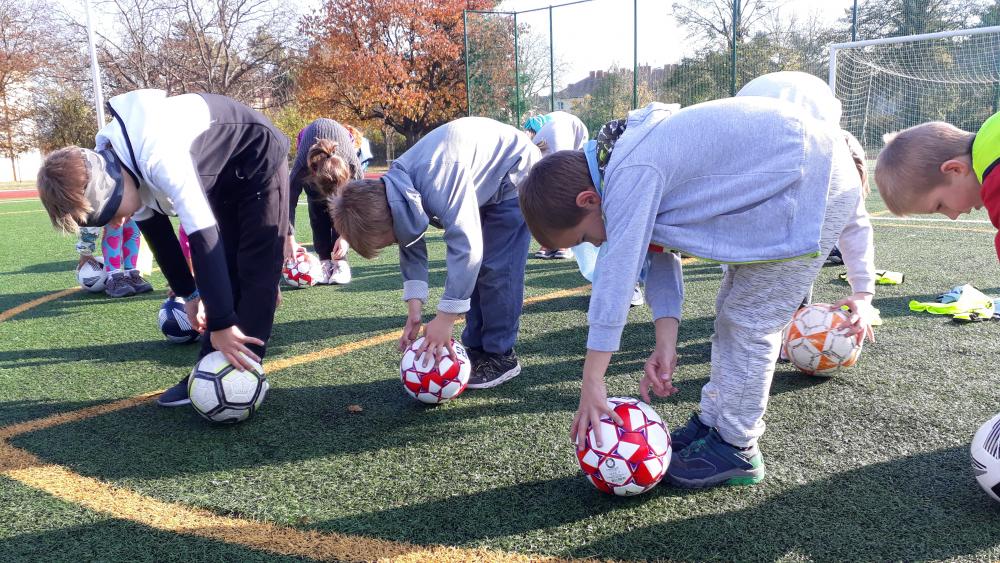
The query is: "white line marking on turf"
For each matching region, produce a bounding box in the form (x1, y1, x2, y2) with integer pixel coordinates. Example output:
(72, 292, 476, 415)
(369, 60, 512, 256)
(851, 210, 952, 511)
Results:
(870, 216, 991, 224)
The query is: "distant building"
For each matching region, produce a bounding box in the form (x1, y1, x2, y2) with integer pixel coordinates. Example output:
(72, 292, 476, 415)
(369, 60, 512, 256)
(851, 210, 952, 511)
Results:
(548, 64, 678, 111)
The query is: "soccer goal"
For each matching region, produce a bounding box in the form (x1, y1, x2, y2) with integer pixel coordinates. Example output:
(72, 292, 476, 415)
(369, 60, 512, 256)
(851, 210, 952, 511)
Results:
(829, 26, 1000, 153)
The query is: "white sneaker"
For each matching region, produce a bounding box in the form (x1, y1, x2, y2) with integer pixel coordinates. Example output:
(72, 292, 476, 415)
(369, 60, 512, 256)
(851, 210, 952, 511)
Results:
(319, 259, 335, 285)
(330, 259, 352, 284)
(630, 284, 644, 307)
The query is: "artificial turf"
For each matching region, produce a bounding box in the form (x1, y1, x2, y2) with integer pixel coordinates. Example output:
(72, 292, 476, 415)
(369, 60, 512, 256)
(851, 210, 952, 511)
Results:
(1, 190, 1000, 561)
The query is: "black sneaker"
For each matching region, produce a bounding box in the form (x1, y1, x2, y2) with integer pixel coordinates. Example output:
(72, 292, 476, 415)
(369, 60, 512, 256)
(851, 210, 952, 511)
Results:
(825, 246, 844, 265)
(467, 350, 521, 389)
(105, 271, 136, 298)
(465, 345, 485, 367)
(156, 376, 191, 407)
(670, 412, 712, 452)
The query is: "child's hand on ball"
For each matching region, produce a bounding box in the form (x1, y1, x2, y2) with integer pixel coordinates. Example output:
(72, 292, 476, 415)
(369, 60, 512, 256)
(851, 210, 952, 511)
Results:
(417, 313, 459, 367)
(184, 297, 207, 333)
(832, 292, 876, 343)
(210, 326, 263, 372)
(398, 299, 423, 351)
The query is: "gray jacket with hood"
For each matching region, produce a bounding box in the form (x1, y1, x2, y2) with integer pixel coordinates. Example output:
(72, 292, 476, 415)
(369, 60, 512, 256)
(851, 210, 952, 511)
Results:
(383, 117, 540, 314)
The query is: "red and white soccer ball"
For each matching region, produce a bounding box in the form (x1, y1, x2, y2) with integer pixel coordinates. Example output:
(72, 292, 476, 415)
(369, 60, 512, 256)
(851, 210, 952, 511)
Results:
(577, 397, 672, 496)
(783, 303, 864, 376)
(282, 247, 320, 287)
(399, 337, 471, 404)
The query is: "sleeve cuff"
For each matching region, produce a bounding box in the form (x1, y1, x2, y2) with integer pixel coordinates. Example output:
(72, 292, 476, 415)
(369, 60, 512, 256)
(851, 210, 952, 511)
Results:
(403, 280, 428, 302)
(437, 298, 471, 315)
(850, 277, 876, 295)
(206, 312, 239, 332)
(587, 323, 625, 352)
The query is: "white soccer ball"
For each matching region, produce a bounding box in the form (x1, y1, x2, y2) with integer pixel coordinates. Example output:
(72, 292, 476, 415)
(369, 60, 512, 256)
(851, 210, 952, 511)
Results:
(188, 351, 269, 423)
(971, 413, 1000, 502)
(282, 248, 320, 287)
(783, 304, 864, 376)
(76, 259, 108, 292)
(399, 337, 471, 404)
(158, 297, 199, 344)
(576, 397, 672, 496)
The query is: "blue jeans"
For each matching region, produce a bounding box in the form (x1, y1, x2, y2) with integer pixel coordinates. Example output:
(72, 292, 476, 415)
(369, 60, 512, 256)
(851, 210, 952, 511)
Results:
(462, 196, 529, 355)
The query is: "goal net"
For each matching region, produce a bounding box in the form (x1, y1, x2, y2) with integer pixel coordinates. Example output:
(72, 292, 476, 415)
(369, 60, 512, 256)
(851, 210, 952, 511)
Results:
(830, 26, 1000, 153)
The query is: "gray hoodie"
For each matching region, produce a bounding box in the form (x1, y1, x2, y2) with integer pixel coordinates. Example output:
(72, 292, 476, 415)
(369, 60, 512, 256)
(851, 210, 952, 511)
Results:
(588, 97, 844, 351)
(533, 111, 589, 155)
(382, 117, 541, 314)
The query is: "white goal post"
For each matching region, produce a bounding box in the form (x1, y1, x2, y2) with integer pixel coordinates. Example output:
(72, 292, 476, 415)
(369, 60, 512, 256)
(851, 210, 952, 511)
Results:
(829, 26, 1000, 151)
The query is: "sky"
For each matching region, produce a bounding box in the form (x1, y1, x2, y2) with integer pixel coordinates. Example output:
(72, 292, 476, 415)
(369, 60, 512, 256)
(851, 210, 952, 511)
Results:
(496, 0, 856, 87)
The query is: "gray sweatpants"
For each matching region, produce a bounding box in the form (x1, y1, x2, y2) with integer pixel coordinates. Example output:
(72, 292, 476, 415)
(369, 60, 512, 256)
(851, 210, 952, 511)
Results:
(699, 141, 860, 448)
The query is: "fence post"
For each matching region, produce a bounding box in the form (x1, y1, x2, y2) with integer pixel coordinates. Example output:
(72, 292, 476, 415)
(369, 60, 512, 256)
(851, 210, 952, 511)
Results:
(464, 10, 471, 117)
(550, 6, 555, 112)
(852, 0, 858, 41)
(633, 0, 638, 109)
(514, 12, 521, 127)
(730, 0, 740, 96)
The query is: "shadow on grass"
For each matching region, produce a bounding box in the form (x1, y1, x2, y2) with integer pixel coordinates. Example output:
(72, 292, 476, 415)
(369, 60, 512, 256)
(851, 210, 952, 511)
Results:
(572, 446, 1000, 561)
(0, 398, 111, 429)
(0, 260, 74, 276)
(0, 517, 302, 563)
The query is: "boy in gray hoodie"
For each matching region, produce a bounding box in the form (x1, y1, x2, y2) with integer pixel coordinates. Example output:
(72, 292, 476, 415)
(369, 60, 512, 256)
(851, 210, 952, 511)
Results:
(518, 79, 875, 488)
(331, 117, 540, 388)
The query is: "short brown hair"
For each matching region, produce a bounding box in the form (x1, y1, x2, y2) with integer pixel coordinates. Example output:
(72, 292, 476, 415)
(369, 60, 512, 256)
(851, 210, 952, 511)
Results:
(330, 178, 394, 259)
(518, 150, 594, 248)
(307, 138, 352, 198)
(874, 121, 976, 215)
(37, 146, 90, 233)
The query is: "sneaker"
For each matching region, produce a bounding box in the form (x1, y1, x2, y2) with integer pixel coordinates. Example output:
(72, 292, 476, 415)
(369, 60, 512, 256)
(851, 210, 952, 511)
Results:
(330, 259, 352, 284)
(105, 271, 136, 298)
(670, 412, 712, 452)
(467, 350, 521, 389)
(465, 345, 485, 367)
(630, 284, 645, 307)
(319, 259, 335, 285)
(533, 248, 552, 259)
(126, 269, 153, 293)
(549, 248, 574, 259)
(825, 246, 844, 265)
(156, 376, 191, 407)
(667, 428, 765, 489)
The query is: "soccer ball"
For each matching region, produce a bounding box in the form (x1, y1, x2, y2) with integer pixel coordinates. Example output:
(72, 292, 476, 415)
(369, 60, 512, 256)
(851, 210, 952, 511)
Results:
(783, 304, 863, 376)
(158, 297, 199, 344)
(971, 412, 1000, 502)
(188, 351, 269, 423)
(399, 337, 471, 404)
(577, 397, 672, 496)
(76, 259, 107, 292)
(282, 247, 320, 287)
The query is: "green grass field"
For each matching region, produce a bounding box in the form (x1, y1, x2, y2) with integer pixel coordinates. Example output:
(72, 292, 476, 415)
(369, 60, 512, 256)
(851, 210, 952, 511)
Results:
(2, 190, 1000, 562)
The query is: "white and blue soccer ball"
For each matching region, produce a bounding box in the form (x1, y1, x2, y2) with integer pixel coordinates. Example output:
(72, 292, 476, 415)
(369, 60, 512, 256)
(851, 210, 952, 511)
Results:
(188, 351, 269, 424)
(158, 297, 199, 344)
(76, 259, 108, 293)
(971, 412, 1000, 502)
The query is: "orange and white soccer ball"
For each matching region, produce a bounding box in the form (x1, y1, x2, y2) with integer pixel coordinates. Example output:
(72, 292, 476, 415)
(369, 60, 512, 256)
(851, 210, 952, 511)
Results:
(399, 337, 471, 404)
(783, 303, 863, 376)
(282, 247, 320, 287)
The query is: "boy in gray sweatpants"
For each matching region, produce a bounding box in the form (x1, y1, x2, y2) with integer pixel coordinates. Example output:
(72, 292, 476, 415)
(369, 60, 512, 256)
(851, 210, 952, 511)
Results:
(331, 117, 540, 389)
(518, 78, 876, 488)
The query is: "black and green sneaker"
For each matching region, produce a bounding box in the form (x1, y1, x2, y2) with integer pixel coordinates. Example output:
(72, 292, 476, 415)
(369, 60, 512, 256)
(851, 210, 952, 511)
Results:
(670, 412, 711, 452)
(667, 428, 765, 488)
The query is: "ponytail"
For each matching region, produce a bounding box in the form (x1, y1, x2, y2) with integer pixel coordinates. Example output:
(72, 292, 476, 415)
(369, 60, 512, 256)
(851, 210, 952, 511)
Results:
(307, 138, 352, 198)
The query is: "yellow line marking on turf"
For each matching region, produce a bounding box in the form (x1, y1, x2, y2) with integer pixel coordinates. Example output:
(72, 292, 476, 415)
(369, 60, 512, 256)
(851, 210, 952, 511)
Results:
(0, 287, 80, 323)
(875, 222, 995, 234)
(0, 441, 555, 562)
(0, 285, 592, 562)
(869, 210, 891, 216)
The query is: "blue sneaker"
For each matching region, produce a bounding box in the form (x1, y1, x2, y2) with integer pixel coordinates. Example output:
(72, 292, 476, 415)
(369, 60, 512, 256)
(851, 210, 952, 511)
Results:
(156, 377, 191, 407)
(667, 428, 765, 488)
(671, 412, 711, 451)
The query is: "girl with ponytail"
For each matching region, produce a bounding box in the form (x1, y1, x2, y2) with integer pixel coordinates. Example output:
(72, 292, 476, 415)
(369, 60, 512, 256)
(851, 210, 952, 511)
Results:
(286, 119, 363, 284)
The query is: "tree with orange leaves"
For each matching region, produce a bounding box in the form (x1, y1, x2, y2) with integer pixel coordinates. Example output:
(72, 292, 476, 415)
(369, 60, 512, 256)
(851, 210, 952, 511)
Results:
(300, 0, 496, 146)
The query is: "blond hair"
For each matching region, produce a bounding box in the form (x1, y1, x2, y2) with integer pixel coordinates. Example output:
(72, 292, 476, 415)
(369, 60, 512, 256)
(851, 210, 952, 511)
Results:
(37, 146, 90, 233)
(343, 124, 364, 151)
(330, 179, 394, 259)
(307, 138, 352, 198)
(874, 121, 976, 215)
(518, 150, 594, 249)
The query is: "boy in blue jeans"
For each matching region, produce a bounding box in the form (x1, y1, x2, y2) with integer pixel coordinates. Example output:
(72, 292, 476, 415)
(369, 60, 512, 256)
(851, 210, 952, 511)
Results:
(331, 117, 540, 388)
(518, 86, 875, 488)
